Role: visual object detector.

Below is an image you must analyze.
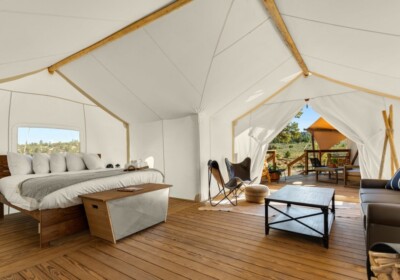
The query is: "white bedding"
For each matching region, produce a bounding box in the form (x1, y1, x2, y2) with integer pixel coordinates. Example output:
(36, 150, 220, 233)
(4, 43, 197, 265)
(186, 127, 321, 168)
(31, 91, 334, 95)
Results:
(0, 168, 164, 211)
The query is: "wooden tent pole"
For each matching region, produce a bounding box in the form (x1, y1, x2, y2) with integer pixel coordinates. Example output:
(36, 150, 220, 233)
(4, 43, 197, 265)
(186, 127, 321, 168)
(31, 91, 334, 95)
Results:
(379, 108, 390, 179)
(48, 0, 192, 73)
(389, 105, 397, 175)
(389, 105, 395, 175)
(378, 132, 389, 179)
(383, 110, 399, 172)
(263, 0, 309, 76)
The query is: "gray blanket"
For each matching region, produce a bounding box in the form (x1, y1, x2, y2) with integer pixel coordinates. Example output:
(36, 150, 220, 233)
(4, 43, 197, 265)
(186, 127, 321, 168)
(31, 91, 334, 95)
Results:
(18, 169, 164, 202)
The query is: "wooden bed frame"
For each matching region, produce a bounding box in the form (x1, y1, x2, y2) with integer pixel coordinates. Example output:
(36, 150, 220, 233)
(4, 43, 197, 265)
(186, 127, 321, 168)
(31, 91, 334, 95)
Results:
(0, 155, 88, 248)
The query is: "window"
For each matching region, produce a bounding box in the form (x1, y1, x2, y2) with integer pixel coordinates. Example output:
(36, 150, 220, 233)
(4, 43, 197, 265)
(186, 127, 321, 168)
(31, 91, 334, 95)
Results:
(17, 127, 80, 154)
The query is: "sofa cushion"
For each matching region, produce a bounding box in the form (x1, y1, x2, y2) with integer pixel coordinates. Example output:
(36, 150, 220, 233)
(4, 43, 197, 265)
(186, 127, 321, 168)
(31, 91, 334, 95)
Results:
(386, 169, 400, 190)
(360, 193, 400, 204)
(360, 188, 395, 195)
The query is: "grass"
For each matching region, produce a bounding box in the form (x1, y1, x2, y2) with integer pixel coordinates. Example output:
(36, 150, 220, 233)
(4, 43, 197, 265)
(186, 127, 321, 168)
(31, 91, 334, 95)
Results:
(268, 141, 348, 175)
(268, 142, 311, 173)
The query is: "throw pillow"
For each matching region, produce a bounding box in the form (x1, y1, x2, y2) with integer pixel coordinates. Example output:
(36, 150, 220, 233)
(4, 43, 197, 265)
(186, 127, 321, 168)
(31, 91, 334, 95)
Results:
(32, 153, 50, 174)
(83, 154, 104, 170)
(66, 153, 86, 171)
(7, 152, 33, 175)
(386, 169, 400, 190)
(50, 153, 67, 173)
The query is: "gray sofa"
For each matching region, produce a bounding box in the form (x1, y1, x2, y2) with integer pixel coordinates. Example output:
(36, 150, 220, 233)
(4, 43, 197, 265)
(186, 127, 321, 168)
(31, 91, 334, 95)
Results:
(360, 179, 400, 251)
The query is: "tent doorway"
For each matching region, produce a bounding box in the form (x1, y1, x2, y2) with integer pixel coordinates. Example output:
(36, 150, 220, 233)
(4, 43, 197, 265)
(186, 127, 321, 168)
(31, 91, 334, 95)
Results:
(261, 107, 356, 183)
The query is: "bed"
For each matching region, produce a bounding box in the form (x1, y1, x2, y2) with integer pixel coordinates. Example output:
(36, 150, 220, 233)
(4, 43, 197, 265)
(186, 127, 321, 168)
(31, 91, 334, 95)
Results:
(0, 155, 164, 247)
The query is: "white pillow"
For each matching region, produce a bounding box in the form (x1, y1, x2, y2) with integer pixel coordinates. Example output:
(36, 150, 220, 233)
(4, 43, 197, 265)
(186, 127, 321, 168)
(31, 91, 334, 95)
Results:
(32, 153, 50, 174)
(50, 153, 67, 173)
(83, 154, 104, 170)
(66, 153, 86, 171)
(7, 152, 33, 175)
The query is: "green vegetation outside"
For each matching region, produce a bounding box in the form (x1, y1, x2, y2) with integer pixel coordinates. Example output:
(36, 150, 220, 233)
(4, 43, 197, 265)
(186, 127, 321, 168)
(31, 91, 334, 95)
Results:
(17, 140, 80, 154)
(267, 113, 347, 174)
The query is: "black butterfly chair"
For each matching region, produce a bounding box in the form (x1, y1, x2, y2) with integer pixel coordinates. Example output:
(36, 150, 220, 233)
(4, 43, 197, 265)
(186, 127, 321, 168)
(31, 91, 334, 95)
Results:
(310, 157, 330, 177)
(225, 157, 257, 184)
(310, 158, 325, 168)
(208, 160, 244, 206)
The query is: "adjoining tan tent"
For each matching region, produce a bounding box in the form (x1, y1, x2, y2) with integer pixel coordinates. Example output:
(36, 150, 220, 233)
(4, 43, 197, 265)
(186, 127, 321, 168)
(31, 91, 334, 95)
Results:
(306, 117, 346, 150)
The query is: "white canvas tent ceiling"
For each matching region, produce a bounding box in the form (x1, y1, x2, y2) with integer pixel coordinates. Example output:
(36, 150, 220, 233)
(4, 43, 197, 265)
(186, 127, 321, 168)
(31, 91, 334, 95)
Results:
(0, 71, 95, 105)
(0, 0, 399, 115)
(1, 0, 399, 123)
(0, 0, 174, 79)
(1, 0, 400, 200)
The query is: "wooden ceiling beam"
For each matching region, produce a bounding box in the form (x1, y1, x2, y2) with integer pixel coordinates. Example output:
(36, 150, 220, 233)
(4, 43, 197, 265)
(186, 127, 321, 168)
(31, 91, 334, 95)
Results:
(48, 0, 192, 73)
(263, 0, 309, 76)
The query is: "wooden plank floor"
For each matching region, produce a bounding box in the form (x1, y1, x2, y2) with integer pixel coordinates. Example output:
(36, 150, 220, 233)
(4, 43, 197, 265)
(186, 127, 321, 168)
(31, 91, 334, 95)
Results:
(0, 180, 366, 280)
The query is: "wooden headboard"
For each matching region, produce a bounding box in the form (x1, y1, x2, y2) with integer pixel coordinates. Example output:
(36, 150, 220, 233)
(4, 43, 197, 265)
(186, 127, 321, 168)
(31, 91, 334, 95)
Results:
(0, 155, 10, 179)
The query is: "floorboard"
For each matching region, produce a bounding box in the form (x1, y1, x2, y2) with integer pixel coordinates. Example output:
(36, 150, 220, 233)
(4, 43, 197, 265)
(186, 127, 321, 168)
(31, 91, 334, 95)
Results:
(0, 177, 367, 279)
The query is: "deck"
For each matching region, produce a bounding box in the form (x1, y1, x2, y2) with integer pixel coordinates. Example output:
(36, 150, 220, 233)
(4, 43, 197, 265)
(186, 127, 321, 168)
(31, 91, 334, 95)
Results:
(0, 176, 366, 279)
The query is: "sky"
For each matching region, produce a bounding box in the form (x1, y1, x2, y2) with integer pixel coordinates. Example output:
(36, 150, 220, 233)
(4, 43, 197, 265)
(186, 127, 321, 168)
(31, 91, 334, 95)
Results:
(18, 127, 79, 144)
(294, 105, 320, 131)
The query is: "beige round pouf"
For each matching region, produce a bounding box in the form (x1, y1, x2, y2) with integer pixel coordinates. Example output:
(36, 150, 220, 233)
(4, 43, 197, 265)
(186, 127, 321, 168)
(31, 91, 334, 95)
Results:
(245, 184, 270, 204)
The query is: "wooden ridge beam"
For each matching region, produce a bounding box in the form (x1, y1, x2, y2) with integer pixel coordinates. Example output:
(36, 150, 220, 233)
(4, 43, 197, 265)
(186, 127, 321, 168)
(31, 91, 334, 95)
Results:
(311, 71, 400, 100)
(263, 0, 309, 76)
(0, 68, 46, 84)
(48, 0, 192, 73)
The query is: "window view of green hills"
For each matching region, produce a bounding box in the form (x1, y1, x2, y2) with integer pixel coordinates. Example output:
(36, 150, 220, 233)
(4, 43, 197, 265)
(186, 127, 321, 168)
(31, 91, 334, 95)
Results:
(17, 140, 80, 154)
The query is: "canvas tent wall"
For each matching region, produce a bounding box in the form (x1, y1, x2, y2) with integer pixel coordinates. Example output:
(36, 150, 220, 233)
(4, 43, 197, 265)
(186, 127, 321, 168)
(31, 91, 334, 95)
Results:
(227, 75, 400, 187)
(0, 71, 127, 165)
(1, 0, 400, 202)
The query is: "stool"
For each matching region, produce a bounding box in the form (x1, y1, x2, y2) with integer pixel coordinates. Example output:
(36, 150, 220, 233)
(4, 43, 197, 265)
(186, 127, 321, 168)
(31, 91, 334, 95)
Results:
(245, 184, 270, 204)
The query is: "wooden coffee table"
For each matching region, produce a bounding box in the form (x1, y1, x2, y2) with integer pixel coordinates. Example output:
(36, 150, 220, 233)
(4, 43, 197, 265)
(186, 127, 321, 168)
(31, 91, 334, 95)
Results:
(265, 185, 335, 248)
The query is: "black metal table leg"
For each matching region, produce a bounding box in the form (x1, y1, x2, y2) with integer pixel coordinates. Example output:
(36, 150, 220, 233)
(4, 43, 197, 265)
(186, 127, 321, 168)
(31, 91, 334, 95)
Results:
(265, 199, 270, 235)
(323, 207, 329, 248)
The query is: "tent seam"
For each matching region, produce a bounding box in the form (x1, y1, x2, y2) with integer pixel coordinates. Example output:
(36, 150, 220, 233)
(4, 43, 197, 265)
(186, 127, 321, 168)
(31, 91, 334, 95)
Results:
(90, 54, 163, 120)
(83, 104, 88, 153)
(302, 54, 400, 80)
(0, 88, 97, 107)
(214, 17, 271, 58)
(211, 55, 292, 117)
(282, 13, 400, 38)
(1, 9, 131, 23)
(161, 120, 166, 175)
(7, 92, 13, 152)
(256, 90, 357, 106)
(198, 0, 235, 112)
(143, 28, 202, 97)
(0, 52, 73, 67)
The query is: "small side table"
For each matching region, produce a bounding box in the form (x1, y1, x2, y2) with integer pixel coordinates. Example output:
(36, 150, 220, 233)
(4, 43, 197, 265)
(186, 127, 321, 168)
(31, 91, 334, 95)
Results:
(315, 167, 344, 184)
(80, 183, 171, 243)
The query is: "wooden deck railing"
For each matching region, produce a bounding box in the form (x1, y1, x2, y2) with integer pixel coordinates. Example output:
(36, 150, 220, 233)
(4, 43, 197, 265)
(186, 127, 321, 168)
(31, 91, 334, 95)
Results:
(304, 149, 351, 174)
(287, 152, 306, 176)
(266, 150, 276, 167)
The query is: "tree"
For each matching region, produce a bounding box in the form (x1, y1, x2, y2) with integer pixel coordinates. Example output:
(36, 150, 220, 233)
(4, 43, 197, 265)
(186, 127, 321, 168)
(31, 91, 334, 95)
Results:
(272, 121, 301, 143)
